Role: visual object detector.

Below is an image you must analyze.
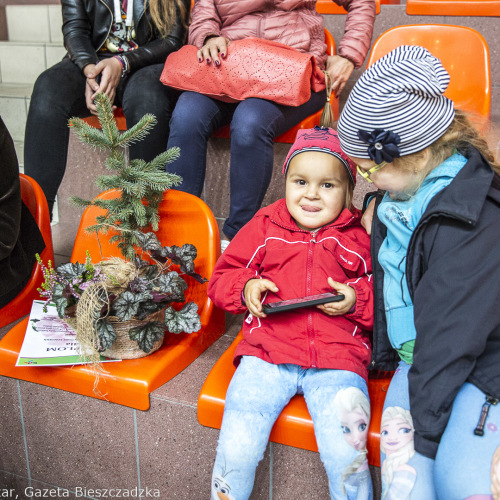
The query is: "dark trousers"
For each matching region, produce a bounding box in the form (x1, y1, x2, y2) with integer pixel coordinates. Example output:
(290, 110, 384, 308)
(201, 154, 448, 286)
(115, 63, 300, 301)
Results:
(166, 90, 325, 239)
(24, 57, 178, 216)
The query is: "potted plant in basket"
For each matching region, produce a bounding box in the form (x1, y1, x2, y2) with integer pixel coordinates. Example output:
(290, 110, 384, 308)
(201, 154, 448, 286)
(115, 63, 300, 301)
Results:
(37, 93, 206, 362)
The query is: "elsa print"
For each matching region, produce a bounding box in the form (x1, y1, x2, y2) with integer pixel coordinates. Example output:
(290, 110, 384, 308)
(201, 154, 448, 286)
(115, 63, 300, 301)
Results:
(380, 406, 416, 500)
(334, 387, 372, 499)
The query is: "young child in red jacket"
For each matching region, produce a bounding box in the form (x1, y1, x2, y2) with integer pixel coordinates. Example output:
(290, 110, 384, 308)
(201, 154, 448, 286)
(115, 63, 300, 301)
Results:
(208, 126, 374, 500)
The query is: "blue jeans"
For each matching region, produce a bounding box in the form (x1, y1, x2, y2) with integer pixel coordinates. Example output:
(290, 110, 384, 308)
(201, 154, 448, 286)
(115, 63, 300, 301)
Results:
(382, 361, 500, 499)
(24, 57, 179, 216)
(165, 91, 325, 239)
(212, 356, 373, 500)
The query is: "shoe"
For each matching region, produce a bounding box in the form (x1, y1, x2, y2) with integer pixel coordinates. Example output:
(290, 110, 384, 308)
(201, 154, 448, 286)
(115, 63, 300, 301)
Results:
(221, 239, 231, 253)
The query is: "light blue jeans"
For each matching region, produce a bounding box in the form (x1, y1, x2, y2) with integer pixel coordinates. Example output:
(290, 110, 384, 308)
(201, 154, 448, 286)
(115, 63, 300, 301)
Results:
(382, 361, 500, 499)
(211, 355, 373, 500)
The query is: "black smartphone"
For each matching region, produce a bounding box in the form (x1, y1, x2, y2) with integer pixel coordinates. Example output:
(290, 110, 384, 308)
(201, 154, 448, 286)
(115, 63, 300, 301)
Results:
(262, 292, 345, 314)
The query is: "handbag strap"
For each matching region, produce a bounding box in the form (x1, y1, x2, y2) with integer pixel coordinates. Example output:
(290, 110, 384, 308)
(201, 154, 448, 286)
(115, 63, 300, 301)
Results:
(319, 70, 335, 129)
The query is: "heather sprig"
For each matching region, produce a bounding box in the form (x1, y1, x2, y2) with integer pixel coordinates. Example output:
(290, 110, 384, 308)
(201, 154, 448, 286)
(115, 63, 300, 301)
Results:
(36, 252, 104, 314)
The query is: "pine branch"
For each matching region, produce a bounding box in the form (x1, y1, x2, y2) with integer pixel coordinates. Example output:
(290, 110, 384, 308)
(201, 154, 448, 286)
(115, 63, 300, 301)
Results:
(70, 196, 92, 208)
(116, 114, 157, 148)
(106, 155, 127, 172)
(94, 93, 120, 145)
(130, 197, 147, 227)
(69, 118, 112, 150)
(124, 168, 178, 191)
(95, 174, 124, 191)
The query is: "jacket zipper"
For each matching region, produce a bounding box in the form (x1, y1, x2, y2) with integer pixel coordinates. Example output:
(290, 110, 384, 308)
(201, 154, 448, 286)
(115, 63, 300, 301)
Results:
(256, 15, 263, 39)
(474, 395, 499, 436)
(307, 231, 318, 367)
(96, 0, 115, 52)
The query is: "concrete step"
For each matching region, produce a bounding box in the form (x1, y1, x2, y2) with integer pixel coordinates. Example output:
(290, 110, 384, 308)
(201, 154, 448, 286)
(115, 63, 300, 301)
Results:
(0, 83, 31, 143)
(5, 4, 63, 44)
(0, 40, 65, 84)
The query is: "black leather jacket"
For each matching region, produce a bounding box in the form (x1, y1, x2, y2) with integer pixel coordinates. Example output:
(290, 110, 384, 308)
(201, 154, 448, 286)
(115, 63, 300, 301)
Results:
(61, 0, 190, 72)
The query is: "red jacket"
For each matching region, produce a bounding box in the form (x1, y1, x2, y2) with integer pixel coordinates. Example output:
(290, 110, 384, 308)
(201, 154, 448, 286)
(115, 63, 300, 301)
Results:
(188, 0, 376, 70)
(208, 199, 373, 380)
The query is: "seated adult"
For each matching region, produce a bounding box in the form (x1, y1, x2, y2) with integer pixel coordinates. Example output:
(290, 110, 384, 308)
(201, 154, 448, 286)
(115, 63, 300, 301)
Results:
(337, 45, 500, 499)
(0, 117, 45, 310)
(165, 0, 376, 251)
(24, 0, 190, 217)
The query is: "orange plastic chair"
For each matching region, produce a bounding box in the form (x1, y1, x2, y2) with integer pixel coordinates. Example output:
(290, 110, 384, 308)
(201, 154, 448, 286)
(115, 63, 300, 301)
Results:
(406, 0, 500, 16)
(316, 0, 381, 14)
(0, 174, 54, 329)
(367, 25, 491, 127)
(0, 189, 225, 410)
(198, 330, 390, 467)
(212, 29, 339, 144)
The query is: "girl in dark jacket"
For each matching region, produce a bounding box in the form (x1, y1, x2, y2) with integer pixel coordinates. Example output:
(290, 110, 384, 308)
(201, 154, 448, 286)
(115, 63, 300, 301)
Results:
(24, 0, 190, 217)
(337, 45, 500, 499)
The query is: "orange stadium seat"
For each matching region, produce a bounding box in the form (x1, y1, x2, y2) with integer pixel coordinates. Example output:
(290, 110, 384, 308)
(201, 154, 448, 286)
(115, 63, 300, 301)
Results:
(0, 174, 54, 328)
(0, 189, 225, 410)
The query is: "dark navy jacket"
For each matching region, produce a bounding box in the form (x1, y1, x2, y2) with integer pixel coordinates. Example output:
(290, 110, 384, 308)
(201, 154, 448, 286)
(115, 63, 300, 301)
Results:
(370, 147, 500, 459)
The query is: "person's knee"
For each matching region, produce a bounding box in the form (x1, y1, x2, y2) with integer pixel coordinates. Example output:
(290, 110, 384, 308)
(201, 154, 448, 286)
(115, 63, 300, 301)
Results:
(30, 70, 62, 115)
(230, 109, 270, 149)
(122, 66, 173, 119)
(168, 94, 215, 139)
(217, 431, 265, 468)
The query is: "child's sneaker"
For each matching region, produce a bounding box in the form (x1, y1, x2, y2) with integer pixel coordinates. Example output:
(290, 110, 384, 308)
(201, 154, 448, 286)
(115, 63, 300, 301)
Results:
(221, 239, 231, 253)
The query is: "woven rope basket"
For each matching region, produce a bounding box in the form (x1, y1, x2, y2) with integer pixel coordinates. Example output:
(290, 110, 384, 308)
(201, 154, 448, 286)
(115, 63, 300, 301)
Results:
(63, 258, 169, 361)
(65, 307, 166, 360)
(100, 308, 166, 359)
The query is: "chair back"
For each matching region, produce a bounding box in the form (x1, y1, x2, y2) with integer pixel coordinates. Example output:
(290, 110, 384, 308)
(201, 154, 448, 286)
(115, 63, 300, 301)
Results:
(367, 25, 491, 123)
(316, 0, 381, 14)
(406, 0, 500, 16)
(0, 174, 54, 328)
(71, 189, 220, 323)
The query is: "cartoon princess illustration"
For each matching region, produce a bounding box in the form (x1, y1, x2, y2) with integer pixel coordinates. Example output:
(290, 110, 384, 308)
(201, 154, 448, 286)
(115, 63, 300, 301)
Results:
(380, 406, 416, 500)
(334, 387, 372, 499)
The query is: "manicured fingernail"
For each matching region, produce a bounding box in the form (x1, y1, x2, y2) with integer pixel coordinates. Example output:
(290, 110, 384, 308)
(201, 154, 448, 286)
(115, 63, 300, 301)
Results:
(206, 58, 211, 63)
(198, 57, 202, 63)
(221, 53, 226, 58)
(215, 60, 220, 67)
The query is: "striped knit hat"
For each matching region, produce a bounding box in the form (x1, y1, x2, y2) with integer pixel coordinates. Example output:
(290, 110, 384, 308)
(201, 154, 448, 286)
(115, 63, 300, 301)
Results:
(337, 45, 455, 162)
(283, 126, 357, 186)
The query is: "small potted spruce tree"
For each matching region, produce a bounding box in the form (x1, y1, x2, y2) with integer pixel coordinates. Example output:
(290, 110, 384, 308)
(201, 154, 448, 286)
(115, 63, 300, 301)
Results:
(38, 94, 206, 361)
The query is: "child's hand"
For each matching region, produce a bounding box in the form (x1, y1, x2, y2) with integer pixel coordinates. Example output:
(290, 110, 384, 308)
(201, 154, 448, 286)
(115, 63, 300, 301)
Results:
(317, 277, 356, 316)
(244, 279, 279, 318)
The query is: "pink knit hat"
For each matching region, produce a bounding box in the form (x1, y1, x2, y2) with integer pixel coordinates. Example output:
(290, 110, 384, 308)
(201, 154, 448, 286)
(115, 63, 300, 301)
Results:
(283, 126, 357, 186)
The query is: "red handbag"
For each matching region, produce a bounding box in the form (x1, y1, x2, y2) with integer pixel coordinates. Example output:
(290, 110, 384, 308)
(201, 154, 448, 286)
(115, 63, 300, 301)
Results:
(160, 37, 326, 107)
